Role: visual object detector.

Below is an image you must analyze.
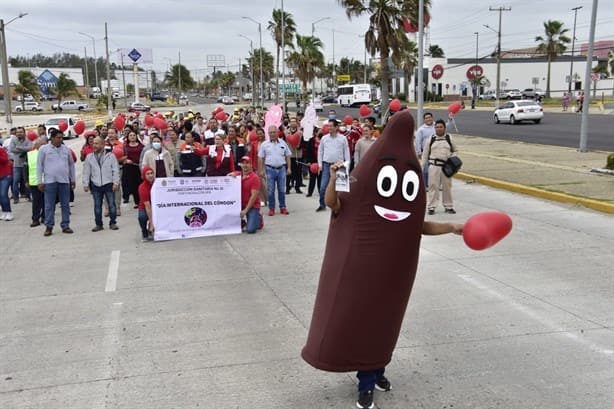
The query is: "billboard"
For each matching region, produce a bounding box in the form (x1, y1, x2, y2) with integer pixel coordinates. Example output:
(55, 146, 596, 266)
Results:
(117, 48, 153, 64)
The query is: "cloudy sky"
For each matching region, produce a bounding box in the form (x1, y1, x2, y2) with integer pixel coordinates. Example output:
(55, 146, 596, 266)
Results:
(3, 0, 612, 79)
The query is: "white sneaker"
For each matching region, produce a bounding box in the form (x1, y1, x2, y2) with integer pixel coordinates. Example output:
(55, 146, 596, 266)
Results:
(4, 212, 13, 221)
(0, 212, 5, 220)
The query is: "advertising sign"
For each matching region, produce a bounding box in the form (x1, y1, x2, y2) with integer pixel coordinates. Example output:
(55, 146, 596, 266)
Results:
(118, 48, 153, 64)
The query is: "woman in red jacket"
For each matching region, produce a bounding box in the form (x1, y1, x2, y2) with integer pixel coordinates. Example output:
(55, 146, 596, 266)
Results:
(202, 134, 235, 177)
(0, 147, 13, 220)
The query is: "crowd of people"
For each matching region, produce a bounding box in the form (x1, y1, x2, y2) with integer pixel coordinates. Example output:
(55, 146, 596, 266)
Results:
(0, 104, 461, 241)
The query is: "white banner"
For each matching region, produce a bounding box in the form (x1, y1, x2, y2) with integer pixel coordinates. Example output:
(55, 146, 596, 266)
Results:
(151, 177, 241, 241)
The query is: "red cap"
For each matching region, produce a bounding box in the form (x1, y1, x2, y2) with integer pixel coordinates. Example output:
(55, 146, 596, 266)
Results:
(240, 156, 251, 163)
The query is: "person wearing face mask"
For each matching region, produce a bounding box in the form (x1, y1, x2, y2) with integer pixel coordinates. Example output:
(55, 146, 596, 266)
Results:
(141, 135, 174, 178)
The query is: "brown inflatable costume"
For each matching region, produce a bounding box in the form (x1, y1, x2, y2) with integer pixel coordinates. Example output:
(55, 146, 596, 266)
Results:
(302, 110, 426, 372)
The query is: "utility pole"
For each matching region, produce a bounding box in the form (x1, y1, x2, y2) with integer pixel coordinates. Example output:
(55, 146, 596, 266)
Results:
(79, 32, 99, 91)
(104, 22, 112, 118)
(568, 6, 583, 93)
(83, 46, 90, 104)
(489, 6, 511, 108)
(281, 0, 286, 111)
(178, 51, 182, 99)
(579, 0, 598, 152)
(120, 51, 127, 108)
(472, 32, 479, 109)
(417, 0, 424, 124)
(332, 29, 336, 90)
(1, 13, 28, 125)
(239, 34, 254, 105)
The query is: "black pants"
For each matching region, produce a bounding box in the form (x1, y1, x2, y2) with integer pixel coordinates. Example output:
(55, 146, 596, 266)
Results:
(30, 187, 45, 222)
(122, 164, 141, 205)
(307, 169, 321, 196)
(286, 158, 303, 191)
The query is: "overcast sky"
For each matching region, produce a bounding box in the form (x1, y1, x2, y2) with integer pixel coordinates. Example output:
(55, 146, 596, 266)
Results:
(3, 0, 612, 80)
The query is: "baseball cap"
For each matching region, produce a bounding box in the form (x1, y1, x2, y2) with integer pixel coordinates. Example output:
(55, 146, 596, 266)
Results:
(239, 156, 251, 163)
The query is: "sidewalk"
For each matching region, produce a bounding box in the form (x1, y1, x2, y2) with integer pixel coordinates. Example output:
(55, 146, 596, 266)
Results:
(454, 134, 614, 214)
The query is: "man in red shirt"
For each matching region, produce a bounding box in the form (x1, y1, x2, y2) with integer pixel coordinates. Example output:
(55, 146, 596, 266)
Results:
(237, 156, 263, 234)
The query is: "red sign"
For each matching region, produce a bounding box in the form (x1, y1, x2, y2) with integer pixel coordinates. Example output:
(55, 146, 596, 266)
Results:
(445, 83, 450, 89)
(432, 64, 444, 80)
(466, 65, 483, 80)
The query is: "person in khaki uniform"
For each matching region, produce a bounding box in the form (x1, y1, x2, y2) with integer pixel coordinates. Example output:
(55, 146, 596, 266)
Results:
(421, 119, 458, 215)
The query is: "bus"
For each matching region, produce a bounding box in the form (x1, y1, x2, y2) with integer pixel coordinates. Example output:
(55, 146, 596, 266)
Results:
(336, 83, 372, 107)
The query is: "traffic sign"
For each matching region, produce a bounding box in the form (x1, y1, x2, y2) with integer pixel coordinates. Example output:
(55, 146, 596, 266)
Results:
(466, 65, 483, 80)
(127, 48, 143, 63)
(432, 64, 444, 80)
(279, 83, 300, 93)
(445, 83, 450, 89)
(336, 74, 351, 82)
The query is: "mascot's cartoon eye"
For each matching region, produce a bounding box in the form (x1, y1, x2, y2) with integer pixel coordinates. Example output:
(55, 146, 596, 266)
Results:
(376, 165, 398, 197)
(402, 170, 420, 202)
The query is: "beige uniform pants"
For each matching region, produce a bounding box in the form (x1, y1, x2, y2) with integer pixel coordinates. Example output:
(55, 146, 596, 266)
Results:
(427, 164, 453, 210)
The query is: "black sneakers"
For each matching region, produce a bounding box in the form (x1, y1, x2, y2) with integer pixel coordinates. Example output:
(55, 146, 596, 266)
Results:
(356, 390, 374, 409)
(445, 208, 456, 214)
(428, 209, 435, 215)
(375, 375, 392, 391)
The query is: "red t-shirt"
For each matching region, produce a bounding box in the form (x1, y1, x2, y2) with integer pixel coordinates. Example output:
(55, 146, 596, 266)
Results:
(137, 182, 152, 211)
(241, 171, 261, 210)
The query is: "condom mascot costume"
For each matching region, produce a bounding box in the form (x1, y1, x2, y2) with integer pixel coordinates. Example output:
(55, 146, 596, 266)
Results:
(302, 110, 426, 371)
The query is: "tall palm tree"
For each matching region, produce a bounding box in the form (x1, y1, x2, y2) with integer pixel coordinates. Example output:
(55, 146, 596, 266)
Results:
(15, 70, 40, 108)
(535, 20, 570, 98)
(53, 73, 79, 104)
(247, 48, 275, 103)
(268, 8, 297, 103)
(164, 64, 195, 92)
(338, 0, 430, 114)
(428, 44, 444, 58)
(286, 34, 325, 93)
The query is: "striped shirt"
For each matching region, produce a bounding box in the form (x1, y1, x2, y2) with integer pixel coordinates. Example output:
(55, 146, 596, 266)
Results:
(318, 132, 350, 167)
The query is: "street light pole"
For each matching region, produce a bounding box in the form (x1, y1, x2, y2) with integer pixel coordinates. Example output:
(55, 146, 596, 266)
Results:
(417, 0, 424, 124)
(311, 17, 330, 102)
(568, 6, 582, 93)
(472, 31, 479, 109)
(281, 0, 286, 111)
(311, 17, 330, 37)
(579, 0, 598, 152)
(1, 13, 28, 125)
(79, 32, 99, 90)
(243, 17, 264, 108)
(488, 6, 511, 108)
(239, 35, 254, 104)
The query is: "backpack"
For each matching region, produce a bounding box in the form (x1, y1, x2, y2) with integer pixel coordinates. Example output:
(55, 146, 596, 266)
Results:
(429, 134, 454, 152)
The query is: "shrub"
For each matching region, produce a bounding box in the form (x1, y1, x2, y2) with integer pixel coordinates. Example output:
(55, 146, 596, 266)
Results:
(606, 153, 614, 170)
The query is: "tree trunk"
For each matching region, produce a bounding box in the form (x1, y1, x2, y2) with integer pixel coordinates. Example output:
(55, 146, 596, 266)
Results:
(380, 52, 390, 124)
(275, 46, 280, 104)
(546, 55, 552, 99)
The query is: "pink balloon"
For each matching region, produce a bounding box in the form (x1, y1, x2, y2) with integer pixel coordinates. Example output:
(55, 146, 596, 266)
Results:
(448, 102, 462, 115)
(463, 212, 513, 251)
(309, 163, 319, 174)
(389, 99, 401, 112)
(359, 104, 372, 117)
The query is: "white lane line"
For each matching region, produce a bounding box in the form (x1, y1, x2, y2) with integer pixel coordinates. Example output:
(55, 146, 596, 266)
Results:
(105, 250, 121, 292)
(458, 274, 614, 358)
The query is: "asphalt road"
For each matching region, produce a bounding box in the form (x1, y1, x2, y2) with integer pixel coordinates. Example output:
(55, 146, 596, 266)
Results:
(328, 105, 614, 152)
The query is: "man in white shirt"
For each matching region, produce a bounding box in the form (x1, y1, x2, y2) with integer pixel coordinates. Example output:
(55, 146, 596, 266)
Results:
(414, 112, 434, 187)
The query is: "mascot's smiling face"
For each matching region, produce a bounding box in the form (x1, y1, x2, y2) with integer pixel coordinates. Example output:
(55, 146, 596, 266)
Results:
(373, 159, 421, 221)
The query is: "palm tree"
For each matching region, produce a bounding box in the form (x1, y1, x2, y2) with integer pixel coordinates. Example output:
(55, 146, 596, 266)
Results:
(428, 44, 444, 58)
(338, 0, 431, 114)
(286, 34, 325, 93)
(268, 8, 297, 103)
(164, 64, 195, 93)
(53, 73, 79, 104)
(15, 70, 40, 108)
(535, 20, 570, 98)
(247, 48, 275, 103)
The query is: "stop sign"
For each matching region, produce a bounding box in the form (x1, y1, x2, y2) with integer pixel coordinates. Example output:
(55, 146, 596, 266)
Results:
(466, 65, 483, 80)
(445, 83, 450, 89)
(432, 64, 444, 80)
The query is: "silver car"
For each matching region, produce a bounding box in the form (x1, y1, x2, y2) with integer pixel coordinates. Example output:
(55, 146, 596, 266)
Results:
(493, 100, 544, 125)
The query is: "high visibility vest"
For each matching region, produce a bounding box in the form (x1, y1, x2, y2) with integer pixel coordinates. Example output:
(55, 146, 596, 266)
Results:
(27, 149, 40, 185)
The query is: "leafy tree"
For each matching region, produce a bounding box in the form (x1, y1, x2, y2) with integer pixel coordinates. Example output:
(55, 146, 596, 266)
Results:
(535, 20, 570, 98)
(164, 64, 195, 92)
(246, 48, 275, 102)
(338, 0, 431, 113)
(428, 44, 445, 58)
(338, 57, 370, 84)
(51, 73, 80, 103)
(15, 70, 40, 108)
(268, 8, 297, 103)
(286, 34, 325, 93)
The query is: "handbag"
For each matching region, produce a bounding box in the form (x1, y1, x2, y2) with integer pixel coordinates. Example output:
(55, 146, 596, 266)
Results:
(442, 156, 462, 177)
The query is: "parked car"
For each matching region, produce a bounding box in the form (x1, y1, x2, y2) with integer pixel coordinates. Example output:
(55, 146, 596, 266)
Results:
(321, 95, 338, 104)
(242, 92, 252, 100)
(127, 102, 151, 112)
(150, 92, 167, 102)
(220, 96, 234, 105)
(502, 89, 522, 100)
(179, 95, 189, 105)
(521, 88, 546, 99)
(479, 90, 498, 100)
(15, 101, 43, 112)
(493, 100, 543, 125)
(231, 95, 240, 102)
(52, 100, 88, 111)
(313, 98, 324, 112)
(45, 116, 76, 138)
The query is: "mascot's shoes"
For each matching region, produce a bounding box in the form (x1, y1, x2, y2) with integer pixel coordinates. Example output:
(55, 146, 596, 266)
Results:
(375, 375, 392, 391)
(356, 390, 374, 409)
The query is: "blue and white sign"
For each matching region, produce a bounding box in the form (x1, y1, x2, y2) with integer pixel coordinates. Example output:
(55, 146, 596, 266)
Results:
(37, 69, 58, 95)
(118, 48, 153, 64)
(127, 48, 142, 63)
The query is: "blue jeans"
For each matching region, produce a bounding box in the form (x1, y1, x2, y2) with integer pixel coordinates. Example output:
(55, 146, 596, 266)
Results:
(265, 166, 287, 210)
(12, 166, 30, 200)
(91, 183, 116, 227)
(356, 368, 385, 392)
(318, 162, 331, 208)
(0, 175, 12, 212)
(422, 161, 430, 188)
(44, 182, 70, 229)
(138, 208, 149, 238)
(245, 208, 262, 234)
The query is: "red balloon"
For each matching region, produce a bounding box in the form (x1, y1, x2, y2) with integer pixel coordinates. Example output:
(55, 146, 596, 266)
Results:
(343, 115, 353, 126)
(153, 117, 167, 130)
(402, 14, 431, 33)
(463, 212, 513, 251)
(322, 124, 329, 135)
(309, 163, 319, 174)
(113, 115, 126, 130)
(389, 99, 401, 112)
(215, 111, 227, 121)
(58, 120, 68, 132)
(73, 120, 86, 135)
(359, 104, 372, 117)
(448, 102, 462, 115)
(215, 106, 223, 113)
(153, 111, 158, 115)
(134, 111, 140, 117)
(144, 114, 154, 127)
(286, 132, 300, 148)
(27, 130, 37, 141)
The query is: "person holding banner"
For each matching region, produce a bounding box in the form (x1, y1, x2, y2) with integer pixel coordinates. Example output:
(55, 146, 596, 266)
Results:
(233, 156, 263, 234)
(137, 166, 155, 241)
(258, 126, 292, 216)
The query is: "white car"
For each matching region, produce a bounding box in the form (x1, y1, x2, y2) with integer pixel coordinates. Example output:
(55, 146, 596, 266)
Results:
(493, 100, 543, 125)
(479, 90, 497, 100)
(45, 116, 76, 138)
(15, 101, 43, 112)
(313, 98, 324, 112)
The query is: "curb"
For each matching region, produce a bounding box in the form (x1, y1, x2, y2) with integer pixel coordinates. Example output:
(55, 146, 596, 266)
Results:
(456, 171, 614, 215)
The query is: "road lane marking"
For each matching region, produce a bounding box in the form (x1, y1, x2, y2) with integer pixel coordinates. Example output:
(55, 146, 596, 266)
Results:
(105, 250, 120, 292)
